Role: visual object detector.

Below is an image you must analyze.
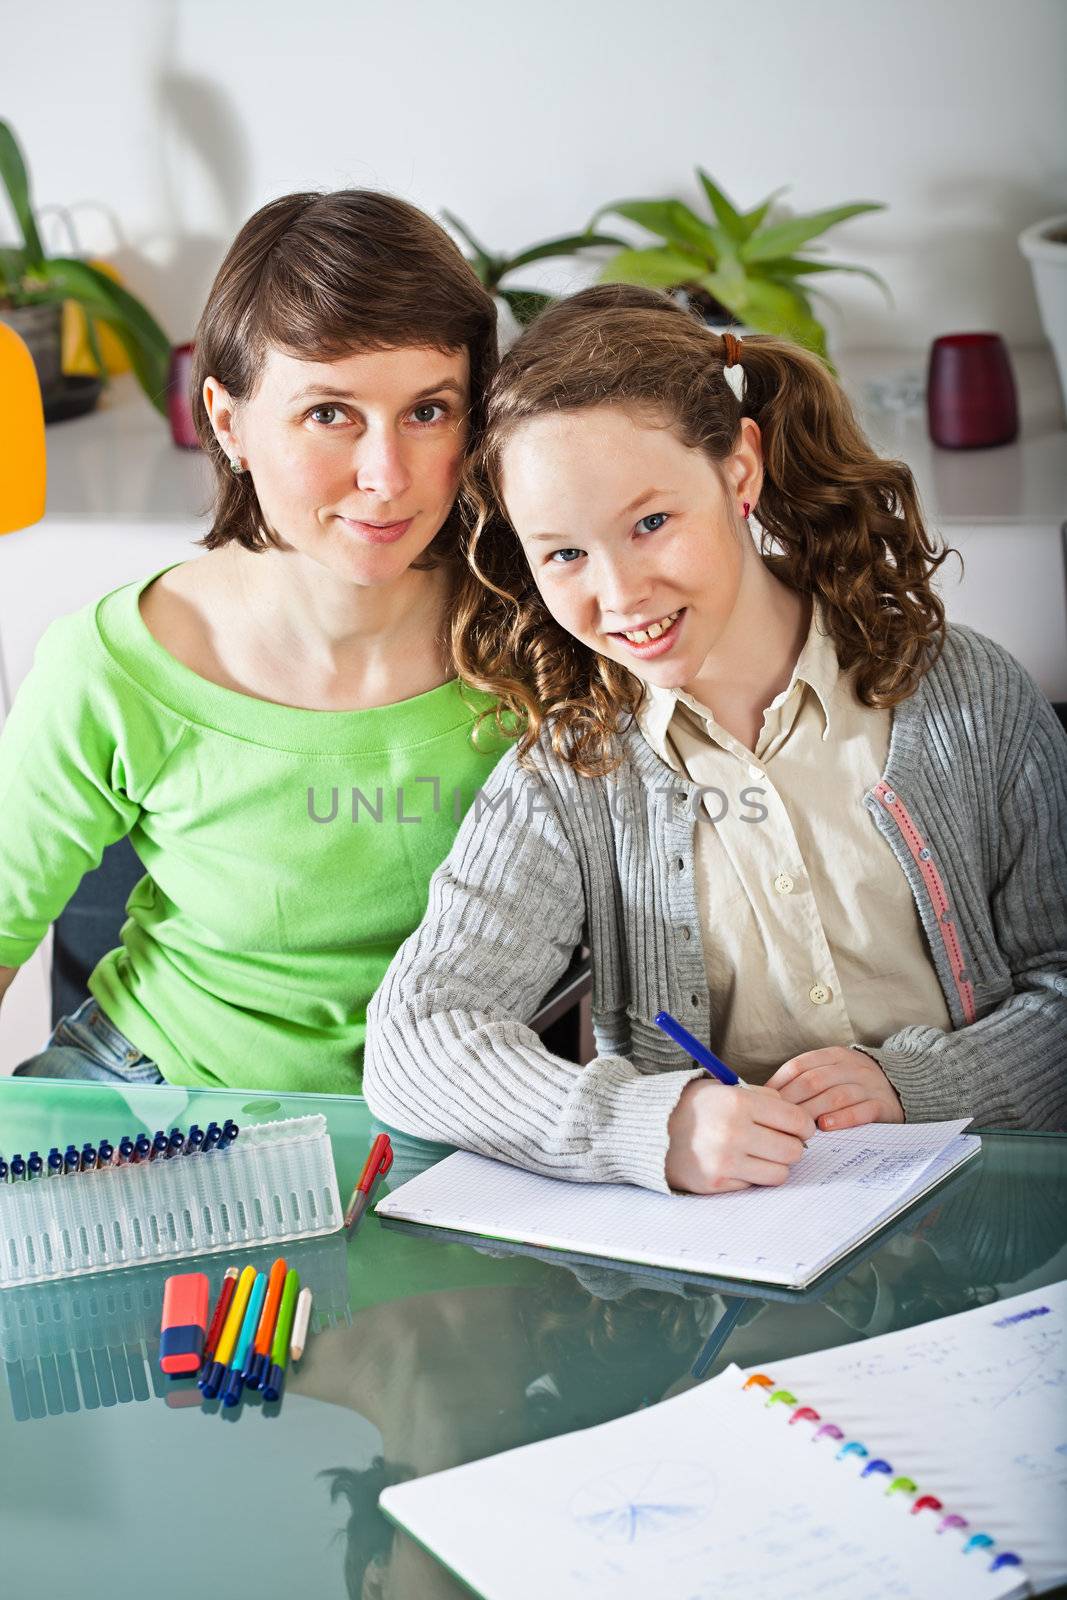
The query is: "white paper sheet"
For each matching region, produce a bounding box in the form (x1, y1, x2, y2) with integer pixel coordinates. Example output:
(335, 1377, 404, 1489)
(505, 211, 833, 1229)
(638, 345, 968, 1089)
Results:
(763, 1281, 1067, 1593)
(382, 1364, 1024, 1600)
(376, 1121, 978, 1287)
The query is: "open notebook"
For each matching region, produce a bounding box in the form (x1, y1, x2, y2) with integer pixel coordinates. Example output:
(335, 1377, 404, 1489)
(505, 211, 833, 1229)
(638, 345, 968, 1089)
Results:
(381, 1282, 1067, 1600)
(375, 1120, 979, 1289)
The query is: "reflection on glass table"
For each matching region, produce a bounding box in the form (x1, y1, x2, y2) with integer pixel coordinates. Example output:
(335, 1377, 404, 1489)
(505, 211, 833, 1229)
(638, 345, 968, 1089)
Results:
(0, 1076, 1063, 1600)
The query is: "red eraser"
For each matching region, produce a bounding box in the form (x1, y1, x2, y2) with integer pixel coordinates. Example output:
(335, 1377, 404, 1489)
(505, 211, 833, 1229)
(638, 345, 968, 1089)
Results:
(160, 1272, 210, 1375)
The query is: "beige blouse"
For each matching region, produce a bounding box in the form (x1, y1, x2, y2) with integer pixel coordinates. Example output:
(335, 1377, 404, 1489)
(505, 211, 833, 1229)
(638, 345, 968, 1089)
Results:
(637, 608, 951, 1082)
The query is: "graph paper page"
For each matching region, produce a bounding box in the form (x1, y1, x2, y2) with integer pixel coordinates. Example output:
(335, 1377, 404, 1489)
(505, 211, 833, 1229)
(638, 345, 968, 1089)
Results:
(381, 1364, 1023, 1600)
(375, 1120, 976, 1286)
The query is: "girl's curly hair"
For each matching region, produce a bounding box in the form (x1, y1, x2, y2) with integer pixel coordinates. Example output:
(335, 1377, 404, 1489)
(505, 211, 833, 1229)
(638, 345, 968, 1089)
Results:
(452, 283, 951, 776)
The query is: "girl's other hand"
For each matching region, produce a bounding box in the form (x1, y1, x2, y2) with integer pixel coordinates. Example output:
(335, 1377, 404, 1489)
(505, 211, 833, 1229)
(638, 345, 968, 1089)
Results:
(766, 1047, 904, 1131)
(665, 1080, 815, 1195)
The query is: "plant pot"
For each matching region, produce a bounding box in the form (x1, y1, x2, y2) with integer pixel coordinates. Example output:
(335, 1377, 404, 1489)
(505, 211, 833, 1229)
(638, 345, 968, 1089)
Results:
(0, 301, 62, 397)
(1019, 213, 1067, 414)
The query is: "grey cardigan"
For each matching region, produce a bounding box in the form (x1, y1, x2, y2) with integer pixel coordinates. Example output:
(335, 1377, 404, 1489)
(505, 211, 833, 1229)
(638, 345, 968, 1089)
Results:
(364, 627, 1067, 1192)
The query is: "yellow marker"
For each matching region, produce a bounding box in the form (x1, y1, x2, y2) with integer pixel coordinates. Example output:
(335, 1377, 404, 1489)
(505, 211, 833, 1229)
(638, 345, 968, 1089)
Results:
(0, 321, 46, 536)
(199, 1264, 255, 1399)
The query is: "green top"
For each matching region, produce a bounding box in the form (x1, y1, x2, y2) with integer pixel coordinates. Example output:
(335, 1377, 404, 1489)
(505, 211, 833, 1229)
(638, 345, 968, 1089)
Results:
(0, 571, 507, 1092)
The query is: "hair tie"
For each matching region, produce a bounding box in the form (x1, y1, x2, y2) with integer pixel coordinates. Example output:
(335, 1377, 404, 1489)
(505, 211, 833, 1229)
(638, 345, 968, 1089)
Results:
(721, 331, 744, 369)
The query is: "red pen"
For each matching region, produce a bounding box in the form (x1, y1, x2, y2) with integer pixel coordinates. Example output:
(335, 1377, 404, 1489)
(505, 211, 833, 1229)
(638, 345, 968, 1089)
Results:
(344, 1133, 393, 1234)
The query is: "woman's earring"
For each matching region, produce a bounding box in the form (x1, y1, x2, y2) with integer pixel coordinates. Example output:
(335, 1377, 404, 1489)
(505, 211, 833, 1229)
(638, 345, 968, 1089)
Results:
(742, 501, 750, 518)
(230, 456, 246, 477)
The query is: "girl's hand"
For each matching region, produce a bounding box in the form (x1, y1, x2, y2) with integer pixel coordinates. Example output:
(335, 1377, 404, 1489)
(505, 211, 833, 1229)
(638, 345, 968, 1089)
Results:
(766, 1047, 904, 1131)
(665, 1080, 816, 1195)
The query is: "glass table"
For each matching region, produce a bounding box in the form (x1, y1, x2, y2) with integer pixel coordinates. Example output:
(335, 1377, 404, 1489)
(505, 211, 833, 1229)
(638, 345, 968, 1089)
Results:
(0, 1076, 1064, 1599)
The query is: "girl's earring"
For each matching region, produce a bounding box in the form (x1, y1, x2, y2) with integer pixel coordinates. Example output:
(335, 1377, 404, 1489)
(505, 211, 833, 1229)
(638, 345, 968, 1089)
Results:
(230, 456, 246, 476)
(742, 501, 750, 519)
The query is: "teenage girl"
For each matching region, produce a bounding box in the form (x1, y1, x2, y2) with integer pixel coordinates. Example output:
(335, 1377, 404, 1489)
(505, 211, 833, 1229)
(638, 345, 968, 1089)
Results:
(364, 283, 1067, 1192)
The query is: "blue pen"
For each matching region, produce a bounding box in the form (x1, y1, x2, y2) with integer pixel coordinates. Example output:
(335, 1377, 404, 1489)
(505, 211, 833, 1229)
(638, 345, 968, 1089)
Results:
(97, 1139, 114, 1167)
(150, 1131, 169, 1161)
(27, 1151, 43, 1180)
(0, 1158, 8, 1183)
(132, 1134, 152, 1164)
(80, 1143, 97, 1171)
(64, 1145, 80, 1175)
(166, 1128, 184, 1159)
(202, 1122, 221, 1152)
(222, 1271, 267, 1408)
(184, 1124, 204, 1155)
(47, 1147, 64, 1178)
(117, 1136, 135, 1166)
(653, 1010, 742, 1085)
(217, 1120, 239, 1152)
(11, 1154, 27, 1181)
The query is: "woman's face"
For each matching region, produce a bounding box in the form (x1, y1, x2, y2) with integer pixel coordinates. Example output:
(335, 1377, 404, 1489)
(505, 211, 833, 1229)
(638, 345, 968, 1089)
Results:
(206, 343, 471, 586)
(499, 405, 763, 692)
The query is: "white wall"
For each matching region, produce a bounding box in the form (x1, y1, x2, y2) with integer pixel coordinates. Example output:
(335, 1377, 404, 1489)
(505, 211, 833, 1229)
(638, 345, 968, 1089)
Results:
(2, 0, 1065, 353)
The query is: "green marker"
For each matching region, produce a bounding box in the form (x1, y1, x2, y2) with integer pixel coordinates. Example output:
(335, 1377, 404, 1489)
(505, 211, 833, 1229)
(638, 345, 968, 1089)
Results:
(261, 1269, 300, 1402)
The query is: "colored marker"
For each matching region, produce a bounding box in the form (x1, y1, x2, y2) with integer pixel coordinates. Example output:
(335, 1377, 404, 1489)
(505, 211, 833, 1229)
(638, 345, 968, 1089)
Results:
(344, 1133, 394, 1234)
(150, 1131, 169, 1161)
(290, 1287, 313, 1362)
(133, 1134, 152, 1163)
(262, 1269, 300, 1402)
(185, 1124, 204, 1155)
(217, 1120, 239, 1151)
(200, 1265, 255, 1399)
(166, 1128, 184, 1159)
(80, 1143, 97, 1171)
(222, 1271, 267, 1407)
(246, 1258, 288, 1391)
(46, 1148, 63, 1178)
(117, 1136, 135, 1165)
(97, 1139, 114, 1167)
(27, 1151, 43, 1180)
(202, 1122, 221, 1152)
(653, 1010, 741, 1085)
(202, 1268, 238, 1370)
(64, 1145, 80, 1175)
(11, 1154, 26, 1181)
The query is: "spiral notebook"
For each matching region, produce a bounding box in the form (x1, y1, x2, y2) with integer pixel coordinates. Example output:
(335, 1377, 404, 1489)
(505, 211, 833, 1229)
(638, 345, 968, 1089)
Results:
(375, 1120, 979, 1288)
(381, 1282, 1067, 1599)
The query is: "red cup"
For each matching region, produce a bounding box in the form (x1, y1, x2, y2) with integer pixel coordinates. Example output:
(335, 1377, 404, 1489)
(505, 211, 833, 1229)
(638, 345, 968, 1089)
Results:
(166, 341, 200, 450)
(926, 333, 1018, 449)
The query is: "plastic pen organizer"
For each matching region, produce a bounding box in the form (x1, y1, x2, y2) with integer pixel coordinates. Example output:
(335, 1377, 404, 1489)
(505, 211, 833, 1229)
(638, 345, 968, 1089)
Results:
(0, 1115, 342, 1288)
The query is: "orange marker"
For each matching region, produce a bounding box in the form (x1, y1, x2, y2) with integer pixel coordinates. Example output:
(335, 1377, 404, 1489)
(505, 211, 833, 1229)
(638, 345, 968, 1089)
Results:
(246, 1257, 288, 1391)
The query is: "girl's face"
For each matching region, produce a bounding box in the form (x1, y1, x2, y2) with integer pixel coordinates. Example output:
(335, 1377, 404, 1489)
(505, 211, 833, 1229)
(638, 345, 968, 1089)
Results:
(205, 343, 470, 586)
(499, 406, 763, 690)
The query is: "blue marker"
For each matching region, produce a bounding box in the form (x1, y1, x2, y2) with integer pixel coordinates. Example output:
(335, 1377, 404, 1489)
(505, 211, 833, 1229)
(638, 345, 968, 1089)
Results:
(117, 1136, 135, 1165)
(653, 1010, 742, 1085)
(47, 1148, 64, 1178)
(64, 1145, 80, 1175)
(27, 1151, 43, 1180)
(222, 1271, 267, 1408)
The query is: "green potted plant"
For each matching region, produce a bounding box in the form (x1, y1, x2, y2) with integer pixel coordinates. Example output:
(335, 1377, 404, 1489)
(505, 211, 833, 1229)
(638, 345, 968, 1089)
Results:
(0, 119, 170, 414)
(443, 211, 623, 329)
(591, 169, 887, 361)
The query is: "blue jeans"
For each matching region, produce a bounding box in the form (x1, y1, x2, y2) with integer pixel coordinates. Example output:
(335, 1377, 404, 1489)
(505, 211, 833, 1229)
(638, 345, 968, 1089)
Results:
(15, 997, 165, 1084)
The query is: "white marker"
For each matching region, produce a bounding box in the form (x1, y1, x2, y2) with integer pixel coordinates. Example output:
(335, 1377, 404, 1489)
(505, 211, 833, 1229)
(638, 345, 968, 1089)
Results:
(289, 1286, 313, 1361)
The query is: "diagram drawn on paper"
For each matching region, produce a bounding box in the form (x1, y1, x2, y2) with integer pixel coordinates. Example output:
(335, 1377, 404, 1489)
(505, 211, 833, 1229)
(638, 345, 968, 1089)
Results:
(568, 1460, 715, 1545)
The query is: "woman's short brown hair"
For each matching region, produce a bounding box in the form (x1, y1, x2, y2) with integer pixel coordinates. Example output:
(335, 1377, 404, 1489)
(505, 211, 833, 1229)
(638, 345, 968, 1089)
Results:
(191, 190, 498, 552)
(456, 283, 951, 776)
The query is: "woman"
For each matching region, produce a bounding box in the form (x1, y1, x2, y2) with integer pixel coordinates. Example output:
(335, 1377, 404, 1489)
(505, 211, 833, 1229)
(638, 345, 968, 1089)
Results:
(0, 190, 505, 1091)
(363, 284, 1067, 1191)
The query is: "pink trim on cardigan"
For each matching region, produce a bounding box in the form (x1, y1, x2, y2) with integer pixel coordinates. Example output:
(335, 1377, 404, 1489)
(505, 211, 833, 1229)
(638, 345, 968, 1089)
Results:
(875, 781, 977, 1025)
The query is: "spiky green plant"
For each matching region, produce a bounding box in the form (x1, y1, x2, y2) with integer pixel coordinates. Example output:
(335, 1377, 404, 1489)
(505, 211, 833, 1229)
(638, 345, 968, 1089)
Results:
(0, 119, 171, 412)
(591, 169, 888, 360)
(443, 211, 624, 327)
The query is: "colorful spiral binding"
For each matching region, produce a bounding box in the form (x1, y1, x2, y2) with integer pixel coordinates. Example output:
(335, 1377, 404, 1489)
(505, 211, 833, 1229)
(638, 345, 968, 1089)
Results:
(741, 1371, 1024, 1578)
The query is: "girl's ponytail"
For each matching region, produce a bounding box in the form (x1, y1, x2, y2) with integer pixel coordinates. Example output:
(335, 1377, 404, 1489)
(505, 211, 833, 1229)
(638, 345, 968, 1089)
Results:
(737, 337, 949, 706)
